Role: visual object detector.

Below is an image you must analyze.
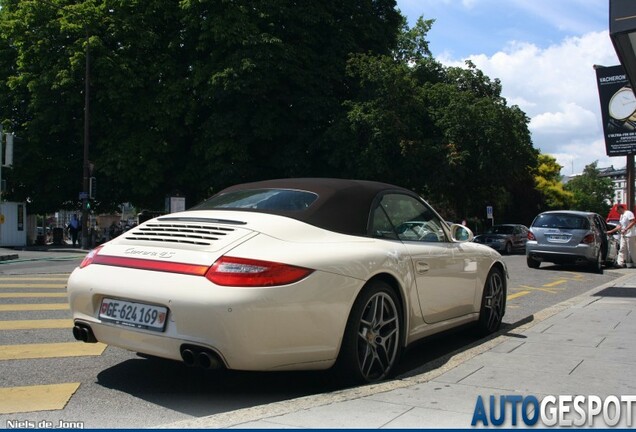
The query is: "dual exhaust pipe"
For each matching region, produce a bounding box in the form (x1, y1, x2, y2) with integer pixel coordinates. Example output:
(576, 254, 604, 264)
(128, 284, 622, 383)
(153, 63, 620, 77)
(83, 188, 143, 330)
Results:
(180, 344, 223, 370)
(72, 323, 222, 370)
(72, 323, 97, 343)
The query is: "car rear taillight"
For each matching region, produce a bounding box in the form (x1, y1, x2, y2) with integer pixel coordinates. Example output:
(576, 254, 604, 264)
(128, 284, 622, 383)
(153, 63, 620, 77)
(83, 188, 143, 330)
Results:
(205, 256, 314, 287)
(527, 231, 536, 241)
(79, 245, 104, 268)
(80, 248, 313, 286)
(581, 233, 595, 244)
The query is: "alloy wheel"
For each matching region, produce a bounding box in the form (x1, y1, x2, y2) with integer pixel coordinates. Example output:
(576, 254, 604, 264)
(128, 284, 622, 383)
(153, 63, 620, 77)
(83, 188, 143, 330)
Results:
(480, 269, 505, 334)
(356, 291, 400, 382)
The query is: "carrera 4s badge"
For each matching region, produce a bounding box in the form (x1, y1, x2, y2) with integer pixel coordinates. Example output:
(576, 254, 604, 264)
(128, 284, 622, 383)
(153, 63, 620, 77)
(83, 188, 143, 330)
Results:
(124, 247, 176, 259)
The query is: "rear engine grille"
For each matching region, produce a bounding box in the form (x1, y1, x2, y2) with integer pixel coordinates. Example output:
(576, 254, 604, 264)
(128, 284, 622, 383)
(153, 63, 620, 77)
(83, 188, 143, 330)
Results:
(124, 222, 236, 246)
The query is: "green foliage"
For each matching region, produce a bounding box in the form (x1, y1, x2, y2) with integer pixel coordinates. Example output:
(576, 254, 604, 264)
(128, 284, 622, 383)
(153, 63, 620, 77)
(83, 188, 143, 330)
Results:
(0, 1, 543, 224)
(564, 161, 614, 215)
(534, 154, 574, 210)
(0, 0, 404, 212)
(335, 48, 538, 221)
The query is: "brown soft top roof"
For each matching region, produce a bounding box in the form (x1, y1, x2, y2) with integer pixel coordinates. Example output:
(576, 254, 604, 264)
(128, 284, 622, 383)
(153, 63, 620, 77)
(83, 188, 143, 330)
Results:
(212, 178, 417, 236)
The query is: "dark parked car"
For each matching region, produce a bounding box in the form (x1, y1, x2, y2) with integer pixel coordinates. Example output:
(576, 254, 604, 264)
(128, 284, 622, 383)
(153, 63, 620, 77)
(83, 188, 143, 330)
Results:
(526, 210, 618, 273)
(473, 224, 529, 254)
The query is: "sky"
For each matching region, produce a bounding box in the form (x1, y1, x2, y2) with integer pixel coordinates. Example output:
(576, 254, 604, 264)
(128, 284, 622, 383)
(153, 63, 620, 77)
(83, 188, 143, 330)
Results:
(395, 0, 620, 176)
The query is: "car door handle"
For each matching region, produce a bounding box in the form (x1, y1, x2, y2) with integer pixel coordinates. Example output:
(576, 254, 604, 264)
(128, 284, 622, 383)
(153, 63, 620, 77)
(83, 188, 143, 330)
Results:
(415, 261, 430, 274)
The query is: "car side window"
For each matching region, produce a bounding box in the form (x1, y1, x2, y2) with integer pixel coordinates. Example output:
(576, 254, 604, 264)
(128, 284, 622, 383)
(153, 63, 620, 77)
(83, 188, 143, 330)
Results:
(372, 193, 447, 242)
(370, 205, 398, 240)
(593, 215, 606, 232)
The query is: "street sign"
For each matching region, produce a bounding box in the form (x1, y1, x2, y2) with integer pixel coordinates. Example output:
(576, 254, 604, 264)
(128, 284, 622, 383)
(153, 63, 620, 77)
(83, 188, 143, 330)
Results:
(486, 206, 493, 219)
(79, 192, 88, 200)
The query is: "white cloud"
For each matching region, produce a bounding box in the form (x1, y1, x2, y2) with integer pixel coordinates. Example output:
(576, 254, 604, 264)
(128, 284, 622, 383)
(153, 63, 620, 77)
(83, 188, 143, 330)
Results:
(438, 31, 622, 174)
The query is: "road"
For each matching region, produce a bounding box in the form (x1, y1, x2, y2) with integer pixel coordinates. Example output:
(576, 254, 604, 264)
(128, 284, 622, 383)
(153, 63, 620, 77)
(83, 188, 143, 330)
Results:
(0, 252, 625, 428)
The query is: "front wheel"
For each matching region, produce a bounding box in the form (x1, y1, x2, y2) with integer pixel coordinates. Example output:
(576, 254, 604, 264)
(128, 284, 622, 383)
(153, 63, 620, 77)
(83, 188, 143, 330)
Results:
(476, 267, 506, 336)
(336, 280, 402, 384)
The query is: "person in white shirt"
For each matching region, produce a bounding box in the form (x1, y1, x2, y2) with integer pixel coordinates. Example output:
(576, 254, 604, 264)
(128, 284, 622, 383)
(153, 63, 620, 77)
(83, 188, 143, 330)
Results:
(607, 205, 636, 267)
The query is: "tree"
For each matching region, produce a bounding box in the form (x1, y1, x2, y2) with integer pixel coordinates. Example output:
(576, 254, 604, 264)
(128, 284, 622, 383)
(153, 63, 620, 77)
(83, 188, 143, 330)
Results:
(335, 29, 538, 222)
(0, 3, 546, 226)
(419, 61, 538, 220)
(565, 161, 613, 215)
(533, 154, 574, 210)
(0, 0, 404, 212)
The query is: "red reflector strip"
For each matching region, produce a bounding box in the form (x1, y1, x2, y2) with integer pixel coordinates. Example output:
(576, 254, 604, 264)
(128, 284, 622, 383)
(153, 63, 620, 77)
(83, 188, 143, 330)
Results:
(92, 255, 209, 276)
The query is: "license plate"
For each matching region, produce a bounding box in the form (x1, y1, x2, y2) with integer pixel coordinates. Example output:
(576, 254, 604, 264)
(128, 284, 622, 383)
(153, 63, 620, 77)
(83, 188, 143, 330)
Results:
(547, 234, 569, 242)
(99, 298, 168, 332)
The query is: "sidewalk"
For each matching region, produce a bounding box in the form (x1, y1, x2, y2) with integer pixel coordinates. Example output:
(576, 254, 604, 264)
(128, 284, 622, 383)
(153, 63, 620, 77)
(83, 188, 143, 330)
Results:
(0, 244, 87, 267)
(166, 271, 636, 429)
(0, 242, 87, 258)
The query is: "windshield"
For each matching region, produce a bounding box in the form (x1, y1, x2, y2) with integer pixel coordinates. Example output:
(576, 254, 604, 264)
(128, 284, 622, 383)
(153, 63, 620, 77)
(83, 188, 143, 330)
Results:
(192, 189, 318, 212)
(533, 214, 590, 230)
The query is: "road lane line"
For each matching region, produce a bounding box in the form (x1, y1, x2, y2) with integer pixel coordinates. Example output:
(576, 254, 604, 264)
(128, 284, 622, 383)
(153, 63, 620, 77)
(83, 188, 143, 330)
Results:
(544, 279, 567, 287)
(507, 290, 531, 300)
(0, 342, 106, 360)
(0, 283, 66, 288)
(0, 383, 80, 414)
(0, 319, 72, 330)
(0, 293, 67, 298)
(0, 303, 69, 311)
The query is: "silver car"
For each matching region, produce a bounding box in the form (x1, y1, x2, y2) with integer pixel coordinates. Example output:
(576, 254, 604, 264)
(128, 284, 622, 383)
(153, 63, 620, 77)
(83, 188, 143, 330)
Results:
(526, 210, 618, 273)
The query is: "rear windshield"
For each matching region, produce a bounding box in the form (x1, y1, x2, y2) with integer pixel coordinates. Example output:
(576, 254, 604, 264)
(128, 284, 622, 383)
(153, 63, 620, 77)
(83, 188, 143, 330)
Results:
(486, 225, 514, 234)
(192, 189, 318, 212)
(532, 214, 590, 230)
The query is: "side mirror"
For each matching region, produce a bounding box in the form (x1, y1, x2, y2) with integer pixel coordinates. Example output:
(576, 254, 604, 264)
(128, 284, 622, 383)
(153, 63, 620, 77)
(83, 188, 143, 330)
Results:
(451, 224, 474, 242)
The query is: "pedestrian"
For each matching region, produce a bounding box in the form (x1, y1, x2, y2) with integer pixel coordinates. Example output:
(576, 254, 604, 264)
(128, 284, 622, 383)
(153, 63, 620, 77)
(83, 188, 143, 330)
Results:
(67, 214, 80, 247)
(607, 204, 636, 267)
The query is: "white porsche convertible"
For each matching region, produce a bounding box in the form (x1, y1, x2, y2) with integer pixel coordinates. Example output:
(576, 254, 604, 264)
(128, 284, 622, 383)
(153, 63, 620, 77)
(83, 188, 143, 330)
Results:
(68, 178, 507, 383)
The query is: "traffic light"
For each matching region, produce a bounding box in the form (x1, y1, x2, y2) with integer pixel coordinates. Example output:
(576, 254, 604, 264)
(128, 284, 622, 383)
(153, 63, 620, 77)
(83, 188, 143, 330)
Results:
(89, 176, 96, 199)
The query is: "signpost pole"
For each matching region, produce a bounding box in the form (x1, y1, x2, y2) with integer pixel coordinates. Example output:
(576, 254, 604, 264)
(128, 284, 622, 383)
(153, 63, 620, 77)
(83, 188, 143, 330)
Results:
(628, 155, 635, 212)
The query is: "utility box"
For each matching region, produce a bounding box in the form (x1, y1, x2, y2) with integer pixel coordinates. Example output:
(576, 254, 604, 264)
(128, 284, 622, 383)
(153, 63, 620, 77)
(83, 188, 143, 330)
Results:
(0, 202, 27, 247)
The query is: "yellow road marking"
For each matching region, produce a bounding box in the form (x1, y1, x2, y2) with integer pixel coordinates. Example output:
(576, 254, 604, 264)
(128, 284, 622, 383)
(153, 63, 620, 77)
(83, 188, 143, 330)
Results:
(0, 319, 72, 330)
(0, 293, 67, 298)
(0, 283, 66, 288)
(0, 383, 80, 414)
(518, 284, 560, 294)
(0, 303, 69, 311)
(544, 279, 567, 287)
(507, 290, 531, 300)
(0, 342, 107, 361)
(562, 271, 587, 281)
